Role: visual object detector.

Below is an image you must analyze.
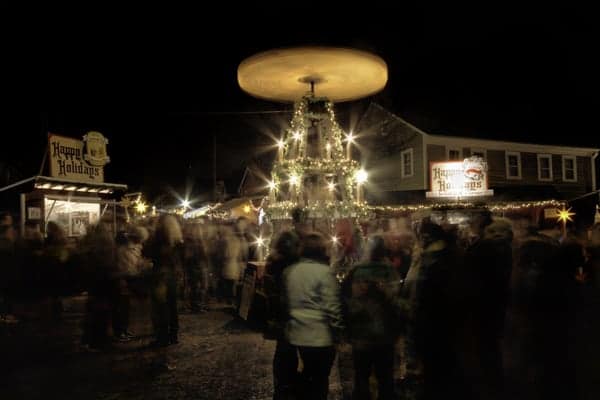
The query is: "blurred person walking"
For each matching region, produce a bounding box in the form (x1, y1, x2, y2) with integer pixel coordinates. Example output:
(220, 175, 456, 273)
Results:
(343, 234, 403, 400)
(144, 215, 184, 347)
(264, 230, 301, 400)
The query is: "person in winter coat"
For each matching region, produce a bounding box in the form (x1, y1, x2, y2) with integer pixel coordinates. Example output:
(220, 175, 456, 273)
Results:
(220, 225, 246, 307)
(343, 234, 403, 400)
(183, 224, 209, 313)
(531, 236, 583, 400)
(42, 221, 71, 319)
(16, 222, 45, 302)
(112, 226, 150, 341)
(385, 230, 414, 281)
(144, 215, 184, 347)
(505, 227, 557, 399)
(263, 230, 301, 400)
(80, 223, 117, 350)
(331, 220, 363, 282)
(461, 217, 514, 400)
(405, 220, 462, 400)
(284, 232, 343, 400)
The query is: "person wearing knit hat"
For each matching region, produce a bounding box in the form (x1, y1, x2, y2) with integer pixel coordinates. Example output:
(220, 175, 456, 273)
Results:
(483, 218, 514, 242)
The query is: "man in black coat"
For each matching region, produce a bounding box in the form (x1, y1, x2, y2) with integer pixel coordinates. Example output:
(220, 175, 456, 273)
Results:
(463, 216, 514, 400)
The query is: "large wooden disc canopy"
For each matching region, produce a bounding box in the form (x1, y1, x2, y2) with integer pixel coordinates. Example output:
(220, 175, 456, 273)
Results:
(238, 46, 388, 103)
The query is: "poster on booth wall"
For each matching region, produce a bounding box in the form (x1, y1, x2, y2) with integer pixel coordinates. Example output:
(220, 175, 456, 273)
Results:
(426, 156, 494, 198)
(71, 211, 90, 236)
(27, 207, 41, 220)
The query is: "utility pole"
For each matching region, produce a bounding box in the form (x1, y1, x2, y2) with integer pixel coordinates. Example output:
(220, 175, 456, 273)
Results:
(213, 132, 217, 202)
(39, 112, 49, 176)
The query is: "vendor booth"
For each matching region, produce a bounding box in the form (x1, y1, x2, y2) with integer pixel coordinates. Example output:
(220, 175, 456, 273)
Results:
(19, 132, 127, 236)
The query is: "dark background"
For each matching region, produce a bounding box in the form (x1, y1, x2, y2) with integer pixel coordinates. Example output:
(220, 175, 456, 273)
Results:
(1, 5, 597, 205)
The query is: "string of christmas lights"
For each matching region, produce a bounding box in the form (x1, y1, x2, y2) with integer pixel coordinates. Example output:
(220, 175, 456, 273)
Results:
(266, 95, 365, 220)
(368, 199, 566, 213)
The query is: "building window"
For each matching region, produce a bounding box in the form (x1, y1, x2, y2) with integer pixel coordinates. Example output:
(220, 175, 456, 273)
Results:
(537, 154, 553, 181)
(401, 148, 413, 178)
(562, 155, 577, 182)
(471, 148, 486, 159)
(505, 151, 522, 179)
(447, 148, 462, 160)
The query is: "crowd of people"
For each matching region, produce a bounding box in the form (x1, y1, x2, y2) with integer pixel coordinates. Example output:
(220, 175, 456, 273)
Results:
(0, 211, 256, 350)
(2, 208, 600, 400)
(262, 210, 600, 400)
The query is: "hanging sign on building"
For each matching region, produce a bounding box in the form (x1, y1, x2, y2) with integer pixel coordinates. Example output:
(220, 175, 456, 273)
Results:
(426, 156, 494, 198)
(49, 132, 110, 183)
(544, 208, 560, 219)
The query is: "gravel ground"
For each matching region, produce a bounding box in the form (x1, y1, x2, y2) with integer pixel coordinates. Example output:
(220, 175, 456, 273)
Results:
(1, 296, 344, 400)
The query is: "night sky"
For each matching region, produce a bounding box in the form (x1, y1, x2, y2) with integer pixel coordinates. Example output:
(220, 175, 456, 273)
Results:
(1, 5, 596, 205)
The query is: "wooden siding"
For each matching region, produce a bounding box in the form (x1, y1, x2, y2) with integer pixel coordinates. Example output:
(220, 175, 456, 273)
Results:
(487, 150, 506, 185)
(426, 144, 446, 162)
(357, 104, 425, 191)
(487, 151, 591, 197)
(424, 147, 593, 197)
(355, 104, 597, 198)
(579, 156, 594, 193)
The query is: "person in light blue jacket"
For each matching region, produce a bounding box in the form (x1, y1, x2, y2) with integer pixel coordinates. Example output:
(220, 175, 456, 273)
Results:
(284, 232, 343, 400)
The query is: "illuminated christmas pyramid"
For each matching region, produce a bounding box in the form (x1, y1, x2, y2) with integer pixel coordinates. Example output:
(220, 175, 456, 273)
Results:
(238, 46, 387, 254)
(265, 94, 368, 223)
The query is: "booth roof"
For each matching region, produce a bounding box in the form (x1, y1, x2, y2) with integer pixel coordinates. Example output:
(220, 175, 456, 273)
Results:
(33, 175, 128, 194)
(212, 196, 263, 211)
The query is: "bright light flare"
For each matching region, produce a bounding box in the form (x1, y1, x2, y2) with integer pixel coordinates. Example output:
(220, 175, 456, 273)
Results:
(181, 199, 191, 209)
(293, 131, 302, 141)
(289, 174, 299, 186)
(254, 236, 265, 247)
(327, 182, 335, 191)
(267, 180, 277, 190)
(345, 132, 355, 144)
(135, 201, 148, 214)
(556, 207, 575, 223)
(355, 169, 368, 184)
(276, 139, 285, 148)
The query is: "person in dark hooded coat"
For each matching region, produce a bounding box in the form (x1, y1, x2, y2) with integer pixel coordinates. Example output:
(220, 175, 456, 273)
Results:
(343, 234, 403, 400)
(462, 217, 514, 400)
